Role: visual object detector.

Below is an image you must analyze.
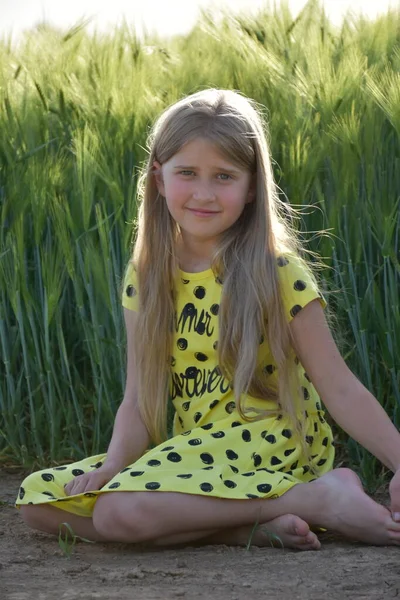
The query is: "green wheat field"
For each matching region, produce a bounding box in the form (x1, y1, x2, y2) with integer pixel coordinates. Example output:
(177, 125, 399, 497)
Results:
(0, 0, 399, 490)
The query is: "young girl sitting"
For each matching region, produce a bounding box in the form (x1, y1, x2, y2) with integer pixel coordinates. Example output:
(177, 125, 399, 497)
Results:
(17, 88, 400, 550)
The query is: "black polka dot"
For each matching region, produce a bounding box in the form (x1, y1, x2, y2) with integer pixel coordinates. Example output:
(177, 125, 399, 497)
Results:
(209, 399, 219, 409)
(130, 471, 144, 477)
(178, 416, 184, 427)
(201, 423, 214, 430)
(193, 412, 202, 423)
(290, 460, 299, 470)
(177, 338, 188, 350)
(253, 453, 262, 467)
(147, 459, 161, 466)
(41, 473, 55, 482)
(161, 445, 175, 451)
(195, 352, 208, 362)
(304, 372, 311, 382)
(242, 429, 251, 442)
(302, 387, 310, 400)
(256, 467, 275, 474)
(316, 402, 321, 410)
(306, 436, 314, 445)
(181, 279, 190, 284)
(202, 466, 214, 470)
(318, 413, 326, 424)
(90, 461, 103, 469)
(185, 366, 198, 379)
(188, 438, 202, 446)
(53, 466, 67, 471)
(145, 482, 161, 490)
(317, 458, 327, 467)
(229, 465, 239, 474)
(177, 474, 193, 479)
(84, 492, 97, 497)
(194, 286, 206, 299)
(210, 304, 219, 315)
(126, 285, 137, 297)
(294, 280, 307, 292)
(182, 401, 191, 411)
(120, 467, 130, 473)
(246, 494, 259, 499)
(19, 487, 25, 500)
(302, 465, 310, 474)
(213, 341, 218, 350)
(215, 276, 223, 285)
(264, 364, 276, 375)
(282, 429, 292, 439)
(242, 471, 255, 477)
(200, 483, 213, 492)
(167, 452, 182, 463)
(277, 256, 289, 267)
(226, 449, 238, 460)
(42, 491, 56, 498)
(257, 483, 272, 493)
(108, 482, 121, 489)
(265, 434, 276, 444)
(211, 431, 225, 438)
(270, 456, 282, 466)
(322, 436, 329, 447)
(181, 430, 192, 436)
(290, 305, 302, 318)
(200, 453, 214, 465)
(225, 401, 236, 414)
(170, 356, 176, 367)
(314, 422, 319, 433)
(231, 421, 242, 427)
(223, 480, 237, 489)
(284, 448, 296, 457)
(72, 469, 84, 477)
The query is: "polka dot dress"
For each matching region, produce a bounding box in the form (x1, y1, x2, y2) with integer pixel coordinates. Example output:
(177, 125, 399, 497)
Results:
(16, 254, 335, 518)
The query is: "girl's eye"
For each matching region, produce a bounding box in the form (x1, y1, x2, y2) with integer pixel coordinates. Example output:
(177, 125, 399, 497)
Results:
(217, 173, 232, 181)
(179, 170, 194, 176)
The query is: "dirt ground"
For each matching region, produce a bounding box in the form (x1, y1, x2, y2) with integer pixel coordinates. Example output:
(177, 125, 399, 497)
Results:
(1, 469, 400, 600)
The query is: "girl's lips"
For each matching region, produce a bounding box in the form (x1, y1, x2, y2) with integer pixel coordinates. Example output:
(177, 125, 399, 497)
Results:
(187, 208, 219, 216)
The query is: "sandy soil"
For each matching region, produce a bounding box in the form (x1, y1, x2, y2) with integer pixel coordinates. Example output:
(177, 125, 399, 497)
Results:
(1, 469, 400, 600)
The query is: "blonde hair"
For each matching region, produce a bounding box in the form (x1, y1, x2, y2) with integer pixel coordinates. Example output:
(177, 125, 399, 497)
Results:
(130, 88, 327, 453)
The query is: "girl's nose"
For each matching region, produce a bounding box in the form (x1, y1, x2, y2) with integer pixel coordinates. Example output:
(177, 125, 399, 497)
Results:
(192, 182, 216, 201)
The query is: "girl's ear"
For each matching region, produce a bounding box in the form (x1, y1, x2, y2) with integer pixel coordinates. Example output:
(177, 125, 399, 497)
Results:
(152, 161, 165, 196)
(246, 175, 257, 204)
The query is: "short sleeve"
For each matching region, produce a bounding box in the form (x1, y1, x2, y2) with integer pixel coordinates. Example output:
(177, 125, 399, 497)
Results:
(122, 261, 139, 311)
(276, 254, 327, 322)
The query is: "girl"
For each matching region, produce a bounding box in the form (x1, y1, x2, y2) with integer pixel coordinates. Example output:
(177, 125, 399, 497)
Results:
(17, 89, 400, 550)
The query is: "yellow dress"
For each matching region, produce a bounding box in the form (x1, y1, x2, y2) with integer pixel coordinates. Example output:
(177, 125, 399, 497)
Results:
(16, 254, 334, 517)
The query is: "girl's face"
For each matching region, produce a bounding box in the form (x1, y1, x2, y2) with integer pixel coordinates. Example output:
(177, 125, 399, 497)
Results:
(153, 137, 255, 250)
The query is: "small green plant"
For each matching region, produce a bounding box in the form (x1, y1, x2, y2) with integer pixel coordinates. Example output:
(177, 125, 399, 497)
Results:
(246, 518, 284, 550)
(58, 522, 95, 558)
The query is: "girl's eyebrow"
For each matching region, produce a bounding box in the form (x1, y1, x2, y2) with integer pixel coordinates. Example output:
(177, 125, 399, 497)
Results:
(173, 165, 241, 174)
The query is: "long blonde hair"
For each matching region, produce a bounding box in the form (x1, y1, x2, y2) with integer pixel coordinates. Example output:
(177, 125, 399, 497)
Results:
(130, 88, 326, 448)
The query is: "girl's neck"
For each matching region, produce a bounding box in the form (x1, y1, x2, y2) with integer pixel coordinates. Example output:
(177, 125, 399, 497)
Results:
(176, 236, 214, 273)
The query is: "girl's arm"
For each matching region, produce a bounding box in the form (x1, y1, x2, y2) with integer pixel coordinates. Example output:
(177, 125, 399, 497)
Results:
(101, 308, 150, 474)
(290, 299, 400, 473)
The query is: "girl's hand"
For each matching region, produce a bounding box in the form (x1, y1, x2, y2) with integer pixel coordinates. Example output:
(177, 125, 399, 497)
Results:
(64, 465, 119, 496)
(389, 469, 400, 522)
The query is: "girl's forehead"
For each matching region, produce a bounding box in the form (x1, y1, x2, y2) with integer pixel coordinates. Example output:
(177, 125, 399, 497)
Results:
(169, 138, 240, 168)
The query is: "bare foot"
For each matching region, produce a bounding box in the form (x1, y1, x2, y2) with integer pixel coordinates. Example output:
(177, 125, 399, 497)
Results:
(252, 514, 321, 550)
(203, 514, 320, 550)
(310, 468, 400, 545)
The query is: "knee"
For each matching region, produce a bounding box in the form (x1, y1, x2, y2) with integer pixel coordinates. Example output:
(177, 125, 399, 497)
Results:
(19, 504, 47, 530)
(92, 493, 153, 542)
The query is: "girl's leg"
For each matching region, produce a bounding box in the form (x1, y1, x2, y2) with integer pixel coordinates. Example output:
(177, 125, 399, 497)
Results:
(92, 469, 400, 546)
(19, 504, 107, 542)
(152, 515, 321, 550)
